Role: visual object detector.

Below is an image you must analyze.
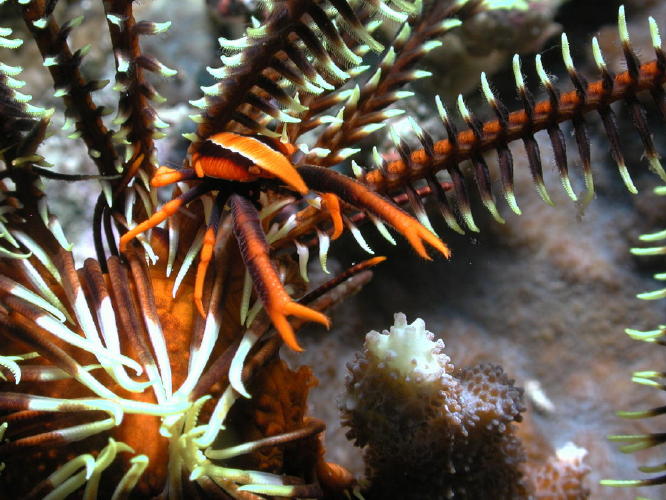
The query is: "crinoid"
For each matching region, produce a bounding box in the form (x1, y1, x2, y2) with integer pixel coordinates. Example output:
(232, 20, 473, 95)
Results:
(1, 0, 666, 498)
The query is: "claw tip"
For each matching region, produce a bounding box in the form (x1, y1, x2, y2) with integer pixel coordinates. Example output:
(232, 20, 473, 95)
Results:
(195, 299, 206, 318)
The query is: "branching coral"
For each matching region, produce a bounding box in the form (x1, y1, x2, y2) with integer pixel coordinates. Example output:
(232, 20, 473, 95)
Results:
(340, 314, 597, 498)
(341, 313, 531, 498)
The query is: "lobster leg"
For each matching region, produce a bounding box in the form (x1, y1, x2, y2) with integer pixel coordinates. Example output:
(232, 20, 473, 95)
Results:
(230, 194, 330, 351)
(299, 166, 451, 259)
(119, 184, 211, 253)
(150, 166, 198, 187)
(193, 192, 226, 317)
(320, 192, 343, 240)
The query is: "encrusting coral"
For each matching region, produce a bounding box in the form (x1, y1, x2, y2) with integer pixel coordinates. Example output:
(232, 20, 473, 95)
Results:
(531, 442, 590, 500)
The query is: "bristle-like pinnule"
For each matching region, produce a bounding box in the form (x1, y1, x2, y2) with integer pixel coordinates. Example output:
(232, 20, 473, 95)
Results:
(355, 10, 666, 231)
(603, 180, 666, 492)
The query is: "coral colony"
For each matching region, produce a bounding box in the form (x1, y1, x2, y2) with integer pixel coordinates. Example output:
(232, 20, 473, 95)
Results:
(0, 0, 664, 498)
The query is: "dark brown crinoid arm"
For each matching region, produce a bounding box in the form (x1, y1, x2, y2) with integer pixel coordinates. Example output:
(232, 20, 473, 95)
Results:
(187, 0, 447, 149)
(0, 24, 68, 248)
(17, 0, 119, 177)
(356, 8, 666, 233)
(291, 0, 484, 167)
(103, 1, 174, 199)
(101, 1, 178, 264)
(602, 188, 666, 491)
(0, 45, 49, 166)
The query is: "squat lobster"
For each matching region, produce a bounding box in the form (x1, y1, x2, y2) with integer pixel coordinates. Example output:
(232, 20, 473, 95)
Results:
(119, 131, 450, 351)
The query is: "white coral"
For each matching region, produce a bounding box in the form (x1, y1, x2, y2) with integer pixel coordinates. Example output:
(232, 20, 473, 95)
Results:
(364, 312, 452, 384)
(341, 314, 529, 498)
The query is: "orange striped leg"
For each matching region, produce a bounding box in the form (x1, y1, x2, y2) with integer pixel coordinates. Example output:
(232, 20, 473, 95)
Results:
(151, 166, 197, 187)
(194, 193, 226, 317)
(119, 184, 210, 253)
(299, 166, 451, 259)
(320, 192, 343, 240)
(230, 194, 330, 351)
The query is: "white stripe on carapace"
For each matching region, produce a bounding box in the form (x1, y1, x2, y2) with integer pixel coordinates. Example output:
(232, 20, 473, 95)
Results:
(206, 132, 307, 193)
